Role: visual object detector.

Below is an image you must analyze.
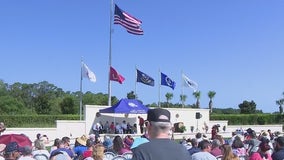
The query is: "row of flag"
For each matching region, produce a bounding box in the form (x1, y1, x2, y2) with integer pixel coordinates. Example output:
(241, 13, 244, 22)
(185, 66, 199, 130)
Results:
(82, 62, 198, 92)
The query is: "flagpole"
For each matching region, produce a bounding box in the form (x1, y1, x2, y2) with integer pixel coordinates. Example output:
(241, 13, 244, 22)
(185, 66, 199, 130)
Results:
(158, 69, 161, 107)
(108, 0, 114, 106)
(181, 70, 184, 108)
(79, 58, 83, 120)
(134, 66, 137, 99)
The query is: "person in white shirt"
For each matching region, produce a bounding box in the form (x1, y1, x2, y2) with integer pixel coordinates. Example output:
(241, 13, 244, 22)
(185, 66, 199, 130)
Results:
(121, 120, 127, 134)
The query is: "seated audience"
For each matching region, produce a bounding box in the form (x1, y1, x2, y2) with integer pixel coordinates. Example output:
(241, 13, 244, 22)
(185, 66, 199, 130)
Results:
(219, 144, 239, 160)
(210, 139, 222, 157)
(249, 138, 272, 160)
(191, 140, 217, 160)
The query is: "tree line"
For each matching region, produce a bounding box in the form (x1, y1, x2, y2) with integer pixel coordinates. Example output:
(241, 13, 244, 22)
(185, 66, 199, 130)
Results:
(0, 80, 282, 115)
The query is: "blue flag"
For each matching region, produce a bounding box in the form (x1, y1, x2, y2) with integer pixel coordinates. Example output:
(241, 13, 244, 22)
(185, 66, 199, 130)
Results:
(137, 69, 154, 86)
(161, 72, 176, 90)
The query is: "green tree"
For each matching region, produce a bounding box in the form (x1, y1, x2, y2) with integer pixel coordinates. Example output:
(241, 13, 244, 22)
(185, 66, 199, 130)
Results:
(165, 92, 173, 108)
(33, 94, 51, 114)
(0, 80, 8, 96)
(0, 96, 27, 114)
(83, 91, 97, 105)
(60, 97, 76, 114)
(180, 94, 187, 107)
(193, 91, 201, 108)
(208, 91, 216, 113)
(127, 91, 136, 99)
(239, 100, 257, 114)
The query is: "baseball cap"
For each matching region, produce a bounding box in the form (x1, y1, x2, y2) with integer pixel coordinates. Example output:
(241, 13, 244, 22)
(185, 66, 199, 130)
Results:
(147, 108, 171, 122)
(5, 142, 19, 153)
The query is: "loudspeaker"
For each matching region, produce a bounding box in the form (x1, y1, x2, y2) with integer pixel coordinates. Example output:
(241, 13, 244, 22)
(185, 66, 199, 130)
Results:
(195, 112, 202, 119)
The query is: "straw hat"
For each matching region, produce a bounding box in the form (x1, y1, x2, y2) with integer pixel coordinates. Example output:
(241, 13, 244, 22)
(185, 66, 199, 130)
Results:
(76, 135, 88, 146)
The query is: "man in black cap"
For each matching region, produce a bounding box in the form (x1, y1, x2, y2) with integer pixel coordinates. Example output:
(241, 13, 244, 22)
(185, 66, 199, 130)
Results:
(132, 108, 190, 160)
(272, 136, 284, 160)
(3, 142, 21, 160)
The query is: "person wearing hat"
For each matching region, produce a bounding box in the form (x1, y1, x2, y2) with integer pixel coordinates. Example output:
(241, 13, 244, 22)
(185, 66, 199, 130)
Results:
(244, 130, 261, 156)
(73, 135, 88, 159)
(132, 108, 191, 160)
(272, 136, 284, 160)
(102, 136, 114, 153)
(3, 142, 21, 160)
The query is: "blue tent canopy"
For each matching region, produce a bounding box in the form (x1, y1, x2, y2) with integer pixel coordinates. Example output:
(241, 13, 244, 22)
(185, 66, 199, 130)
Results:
(99, 98, 149, 114)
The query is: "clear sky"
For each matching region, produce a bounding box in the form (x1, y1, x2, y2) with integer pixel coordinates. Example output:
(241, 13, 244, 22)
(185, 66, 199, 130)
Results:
(0, 1, 284, 113)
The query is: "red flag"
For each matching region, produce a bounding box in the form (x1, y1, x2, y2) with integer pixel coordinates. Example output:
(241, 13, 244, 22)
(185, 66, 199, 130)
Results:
(110, 66, 125, 84)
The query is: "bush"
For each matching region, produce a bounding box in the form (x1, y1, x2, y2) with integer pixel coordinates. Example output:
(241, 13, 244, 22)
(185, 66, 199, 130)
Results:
(0, 115, 79, 128)
(210, 114, 283, 125)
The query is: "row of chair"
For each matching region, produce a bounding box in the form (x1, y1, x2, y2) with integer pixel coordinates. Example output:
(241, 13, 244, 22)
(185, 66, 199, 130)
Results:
(103, 152, 133, 160)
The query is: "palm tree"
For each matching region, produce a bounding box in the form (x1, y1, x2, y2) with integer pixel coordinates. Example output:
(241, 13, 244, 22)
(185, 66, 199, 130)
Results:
(127, 91, 136, 99)
(276, 99, 284, 114)
(192, 91, 201, 108)
(180, 94, 187, 107)
(165, 92, 173, 108)
(208, 91, 216, 113)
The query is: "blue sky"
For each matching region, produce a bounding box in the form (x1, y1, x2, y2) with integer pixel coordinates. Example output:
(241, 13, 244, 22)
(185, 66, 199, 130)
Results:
(0, 1, 284, 113)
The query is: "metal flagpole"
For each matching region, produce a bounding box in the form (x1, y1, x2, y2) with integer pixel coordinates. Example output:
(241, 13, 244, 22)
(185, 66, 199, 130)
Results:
(181, 70, 184, 108)
(108, 0, 113, 106)
(134, 66, 137, 99)
(158, 69, 161, 107)
(79, 58, 83, 120)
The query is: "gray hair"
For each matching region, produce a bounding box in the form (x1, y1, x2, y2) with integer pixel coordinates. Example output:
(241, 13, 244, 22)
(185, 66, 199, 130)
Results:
(212, 139, 221, 147)
(34, 140, 45, 150)
(149, 121, 172, 137)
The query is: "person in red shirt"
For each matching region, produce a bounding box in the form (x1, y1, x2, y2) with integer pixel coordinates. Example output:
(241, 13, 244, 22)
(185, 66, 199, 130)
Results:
(109, 122, 115, 134)
(82, 139, 94, 159)
(138, 116, 144, 134)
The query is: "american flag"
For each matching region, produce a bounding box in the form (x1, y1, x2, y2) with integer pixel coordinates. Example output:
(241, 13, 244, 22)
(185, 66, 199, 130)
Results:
(114, 4, 143, 35)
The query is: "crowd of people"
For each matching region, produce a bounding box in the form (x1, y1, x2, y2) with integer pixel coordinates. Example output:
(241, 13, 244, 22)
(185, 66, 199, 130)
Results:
(92, 120, 138, 135)
(179, 127, 284, 160)
(0, 108, 284, 160)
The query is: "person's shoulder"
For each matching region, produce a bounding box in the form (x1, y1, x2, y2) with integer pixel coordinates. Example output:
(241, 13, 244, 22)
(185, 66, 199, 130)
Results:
(272, 149, 284, 157)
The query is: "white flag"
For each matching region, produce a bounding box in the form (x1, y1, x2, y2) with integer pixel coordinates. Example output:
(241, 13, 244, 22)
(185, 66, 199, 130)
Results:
(82, 62, 96, 83)
(182, 73, 198, 91)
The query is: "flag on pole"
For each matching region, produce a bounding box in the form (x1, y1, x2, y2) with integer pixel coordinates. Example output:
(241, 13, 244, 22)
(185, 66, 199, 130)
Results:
(161, 72, 176, 90)
(137, 69, 154, 86)
(182, 73, 198, 91)
(82, 62, 96, 83)
(110, 66, 125, 84)
(114, 4, 144, 35)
